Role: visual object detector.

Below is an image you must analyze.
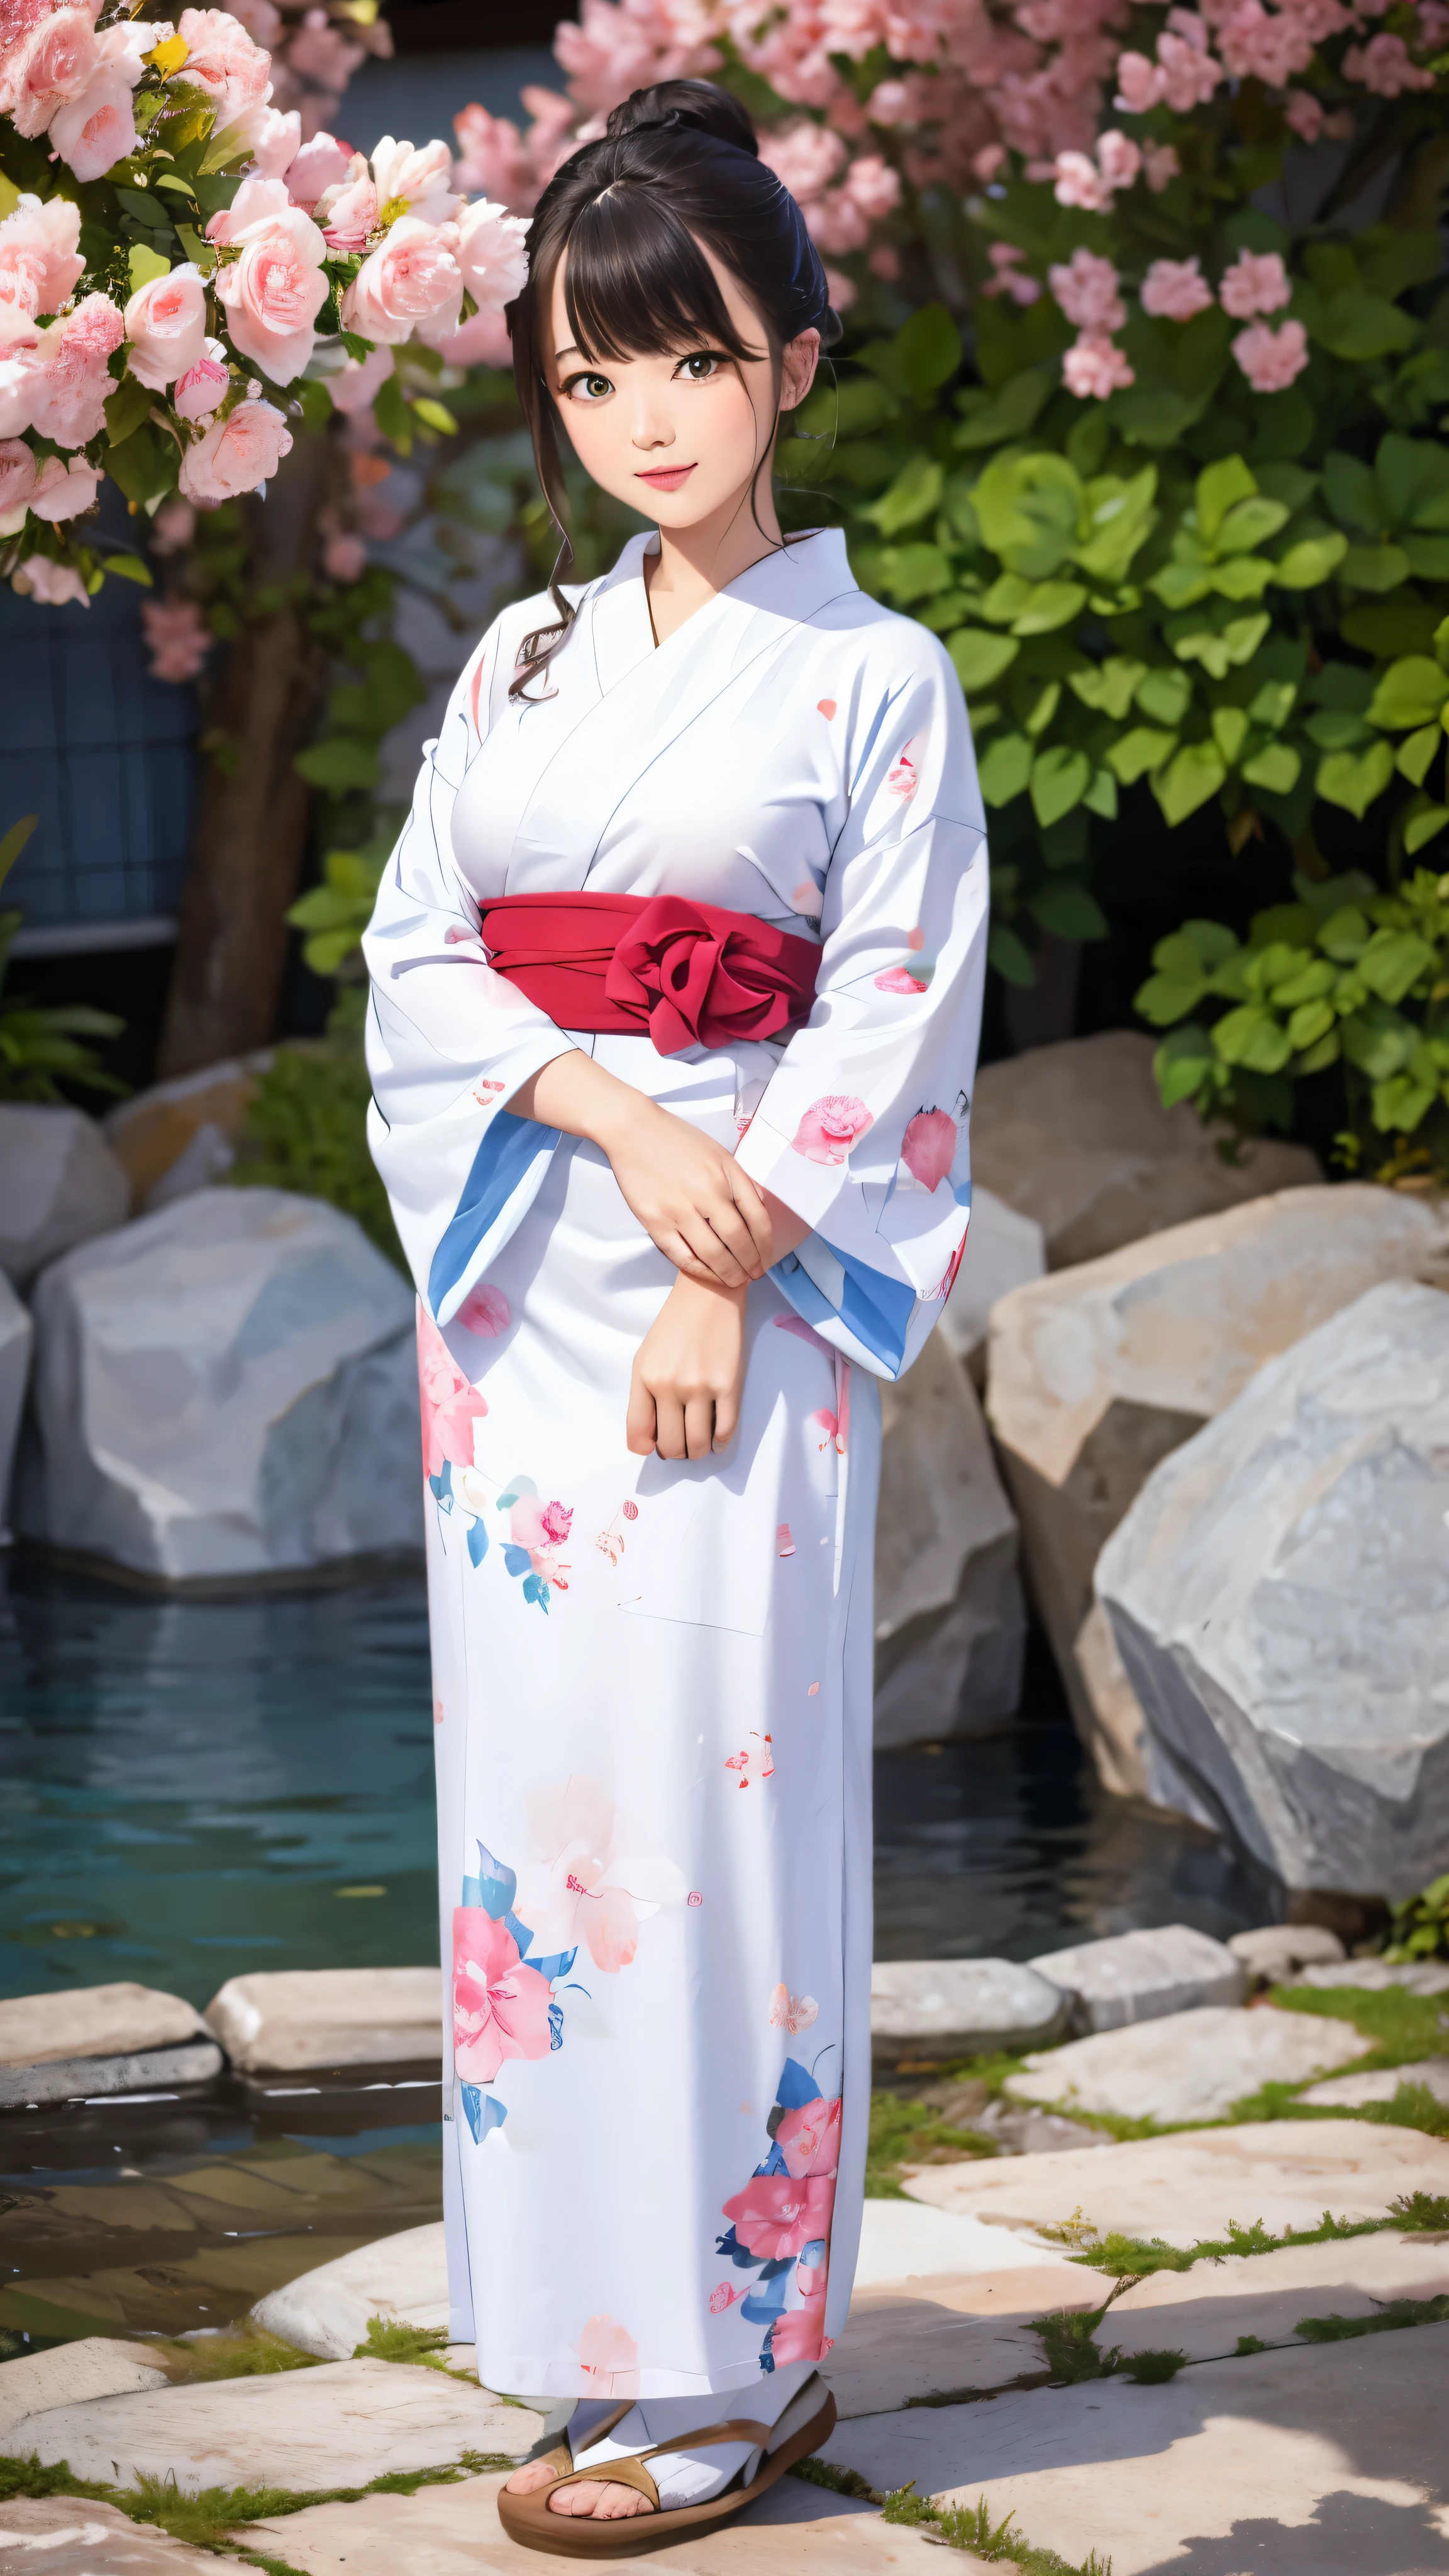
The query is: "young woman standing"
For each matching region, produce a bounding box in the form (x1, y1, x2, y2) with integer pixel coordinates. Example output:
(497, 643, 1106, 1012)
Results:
(364, 79, 987, 2553)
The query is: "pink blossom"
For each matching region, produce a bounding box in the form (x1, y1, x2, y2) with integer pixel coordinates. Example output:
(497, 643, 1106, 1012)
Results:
(1143, 142, 1181, 189)
(901, 1106, 958, 1192)
(722, 2172, 836, 2262)
(453, 196, 530, 311)
(178, 394, 292, 502)
(1345, 29, 1434, 88)
(510, 1494, 573, 1560)
(453, 99, 541, 208)
(1142, 256, 1214, 321)
(282, 126, 352, 207)
(457, 1280, 511, 1336)
(13, 554, 89, 607)
(214, 201, 328, 384)
(370, 133, 463, 228)
(1063, 331, 1135, 398)
(28, 450, 98, 521)
(823, 263, 857, 310)
(0, 435, 33, 533)
(327, 341, 393, 414)
(1048, 247, 1124, 333)
(841, 150, 901, 220)
(248, 101, 301, 180)
(1216, 0, 1314, 81)
(0, 292, 124, 447)
(708, 2280, 740, 2316)
(516, 1772, 687, 1975)
(1097, 130, 1141, 191)
(124, 263, 209, 391)
(177, 6, 273, 138)
(1052, 148, 1109, 209)
(428, 304, 511, 368)
(982, 242, 1040, 306)
(1219, 248, 1291, 319)
(4, 6, 97, 139)
(0, 193, 84, 350)
(760, 118, 847, 203)
(791, 1094, 874, 1165)
(284, 7, 361, 98)
(772, 2253, 830, 2365)
(174, 338, 230, 421)
(452, 1905, 554, 2084)
(314, 160, 375, 251)
(140, 594, 211, 681)
(1232, 314, 1309, 391)
(205, 172, 291, 247)
(1114, 48, 1164, 108)
(323, 529, 366, 582)
(574, 2313, 640, 2400)
(226, 0, 280, 46)
(341, 214, 464, 347)
(49, 67, 139, 180)
(776, 2095, 842, 2179)
(1283, 87, 1324, 138)
(150, 496, 196, 554)
(417, 1307, 488, 1479)
(887, 748, 918, 796)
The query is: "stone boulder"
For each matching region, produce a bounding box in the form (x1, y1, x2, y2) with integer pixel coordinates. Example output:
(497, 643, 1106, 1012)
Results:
(206, 1967, 443, 2072)
(1097, 1277, 1449, 1901)
(987, 1185, 1446, 1795)
(104, 1053, 272, 1210)
(1028, 1923, 1246, 2033)
(16, 1186, 422, 1583)
(970, 1030, 1318, 1270)
(252, 2221, 448, 2359)
(870, 1958, 1069, 2070)
(0, 1981, 220, 2109)
(1004, 2001, 1372, 2124)
(0, 1266, 30, 1535)
(875, 1331, 1026, 1746)
(1227, 1923, 1346, 1989)
(938, 1182, 1046, 1383)
(0, 1102, 130, 1287)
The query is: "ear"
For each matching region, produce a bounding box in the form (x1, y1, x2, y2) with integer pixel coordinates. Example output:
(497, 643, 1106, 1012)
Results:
(779, 328, 821, 415)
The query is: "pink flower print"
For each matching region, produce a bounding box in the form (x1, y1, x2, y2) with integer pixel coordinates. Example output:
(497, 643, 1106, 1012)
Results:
(769, 1983, 819, 2036)
(433, 1696, 444, 1726)
(777, 1523, 796, 1557)
(774, 1313, 833, 1357)
(516, 1774, 686, 1974)
(791, 878, 823, 916)
(812, 1407, 838, 1450)
(457, 1281, 510, 1338)
(886, 747, 918, 798)
(509, 1496, 573, 1590)
(725, 1732, 774, 1789)
(772, 2253, 830, 2365)
(777, 2096, 842, 2180)
(816, 697, 836, 718)
(418, 1309, 487, 1481)
(722, 2172, 836, 2262)
(901, 1108, 958, 1194)
(574, 2314, 640, 2400)
(452, 1906, 553, 2084)
(875, 961, 932, 994)
(471, 1075, 504, 1098)
(594, 1498, 638, 1565)
(907, 928, 925, 952)
(791, 1094, 873, 1165)
(709, 2280, 743, 2315)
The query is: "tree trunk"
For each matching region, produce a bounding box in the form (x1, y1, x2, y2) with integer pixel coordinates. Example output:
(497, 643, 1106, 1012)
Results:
(157, 433, 332, 1079)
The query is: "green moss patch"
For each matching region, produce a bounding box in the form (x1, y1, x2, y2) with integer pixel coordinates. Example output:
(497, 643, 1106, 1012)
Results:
(1050, 2192, 1449, 2280)
(866, 2089, 999, 2197)
(1295, 2294, 1449, 2343)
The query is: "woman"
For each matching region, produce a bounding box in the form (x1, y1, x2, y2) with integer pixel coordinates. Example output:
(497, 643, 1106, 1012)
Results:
(364, 78, 987, 2554)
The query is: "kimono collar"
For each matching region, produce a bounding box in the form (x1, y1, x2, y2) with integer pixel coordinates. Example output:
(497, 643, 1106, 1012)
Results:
(589, 526, 857, 694)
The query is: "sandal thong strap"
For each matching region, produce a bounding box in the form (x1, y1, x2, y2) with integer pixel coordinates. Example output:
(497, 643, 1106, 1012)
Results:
(551, 2414, 775, 2516)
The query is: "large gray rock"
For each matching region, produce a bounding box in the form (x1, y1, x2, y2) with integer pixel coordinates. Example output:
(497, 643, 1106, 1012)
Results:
(875, 1331, 1026, 1746)
(1003, 2002, 1372, 2124)
(0, 1265, 30, 1536)
(870, 1958, 1069, 2069)
(103, 1053, 270, 1208)
(206, 1967, 443, 2073)
(253, 2221, 448, 2360)
(987, 1185, 1445, 1794)
(0, 1101, 130, 1287)
(0, 1979, 221, 2109)
(1028, 1923, 1246, 2033)
(1227, 1923, 1346, 1987)
(970, 1030, 1319, 1270)
(1097, 1277, 1449, 1901)
(16, 1187, 422, 1582)
(938, 1181, 1045, 1382)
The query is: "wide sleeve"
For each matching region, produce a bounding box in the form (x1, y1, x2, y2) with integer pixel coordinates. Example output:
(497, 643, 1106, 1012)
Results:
(733, 629, 987, 1381)
(364, 620, 579, 1324)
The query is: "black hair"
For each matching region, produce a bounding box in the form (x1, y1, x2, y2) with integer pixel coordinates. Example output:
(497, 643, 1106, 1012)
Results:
(506, 79, 839, 697)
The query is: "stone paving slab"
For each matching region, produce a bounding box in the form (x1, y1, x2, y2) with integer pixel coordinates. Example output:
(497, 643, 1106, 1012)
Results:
(1110, 2228, 1449, 2362)
(822, 2323, 1449, 2575)
(902, 2119, 1449, 2246)
(824, 2263, 1099, 2418)
(850, 2198, 1058, 2285)
(0, 2498, 235, 2574)
(251, 2465, 967, 2572)
(7, 2357, 543, 2489)
(1003, 2004, 1373, 2125)
(252, 2219, 449, 2358)
(1301, 2058, 1449, 2109)
(0, 2337, 170, 2438)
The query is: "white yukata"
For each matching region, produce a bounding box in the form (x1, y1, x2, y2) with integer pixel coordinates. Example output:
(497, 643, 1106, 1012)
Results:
(364, 525, 988, 2407)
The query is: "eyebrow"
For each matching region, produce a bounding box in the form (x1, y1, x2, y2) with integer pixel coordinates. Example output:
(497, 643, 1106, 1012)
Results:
(554, 343, 584, 364)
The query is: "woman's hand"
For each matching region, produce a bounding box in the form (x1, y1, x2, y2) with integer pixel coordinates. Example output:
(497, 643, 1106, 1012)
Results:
(627, 1273, 747, 1460)
(512, 1051, 774, 1289)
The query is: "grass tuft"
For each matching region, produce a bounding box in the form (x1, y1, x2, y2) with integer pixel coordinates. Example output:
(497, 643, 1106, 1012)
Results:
(1053, 2199, 1449, 2280)
(1294, 2294, 1449, 2344)
(1235, 2334, 1267, 2356)
(791, 2455, 882, 2501)
(154, 2324, 321, 2384)
(866, 2088, 999, 2198)
(882, 2480, 1112, 2570)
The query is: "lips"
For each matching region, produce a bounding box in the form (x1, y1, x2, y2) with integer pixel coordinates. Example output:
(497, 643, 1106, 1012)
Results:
(635, 465, 695, 490)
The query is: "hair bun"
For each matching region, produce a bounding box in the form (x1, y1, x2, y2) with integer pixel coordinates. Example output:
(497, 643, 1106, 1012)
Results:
(604, 79, 759, 157)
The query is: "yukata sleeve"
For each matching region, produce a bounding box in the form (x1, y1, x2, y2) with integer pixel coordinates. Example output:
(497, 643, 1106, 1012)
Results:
(364, 625, 578, 1325)
(733, 630, 987, 1382)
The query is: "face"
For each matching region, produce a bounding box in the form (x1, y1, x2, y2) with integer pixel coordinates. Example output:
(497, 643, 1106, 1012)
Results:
(545, 234, 819, 536)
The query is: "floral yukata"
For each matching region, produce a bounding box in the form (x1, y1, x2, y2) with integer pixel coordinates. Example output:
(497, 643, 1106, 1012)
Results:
(365, 526, 987, 2402)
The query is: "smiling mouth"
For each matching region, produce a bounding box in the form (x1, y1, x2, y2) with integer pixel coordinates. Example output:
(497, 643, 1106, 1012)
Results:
(635, 464, 696, 489)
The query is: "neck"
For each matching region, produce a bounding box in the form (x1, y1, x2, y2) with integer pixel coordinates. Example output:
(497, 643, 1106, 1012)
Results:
(643, 470, 783, 643)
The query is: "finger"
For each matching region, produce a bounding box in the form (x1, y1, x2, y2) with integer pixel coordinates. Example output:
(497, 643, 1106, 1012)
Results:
(683, 1394, 716, 1461)
(653, 1393, 689, 1461)
(728, 1167, 776, 1268)
(625, 1369, 657, 1456)
(701, 1192, 766, 1280)
(674, 1216, 750, 1289)
(712, 1378, 741, 1452)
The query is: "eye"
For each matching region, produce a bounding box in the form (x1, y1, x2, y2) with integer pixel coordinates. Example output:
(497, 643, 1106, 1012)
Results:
(676, 352, 723, 382)
(564, 370, 613, 402)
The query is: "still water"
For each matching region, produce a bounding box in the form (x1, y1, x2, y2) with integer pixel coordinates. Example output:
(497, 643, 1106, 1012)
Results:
(0, 1553, 1269, 2009)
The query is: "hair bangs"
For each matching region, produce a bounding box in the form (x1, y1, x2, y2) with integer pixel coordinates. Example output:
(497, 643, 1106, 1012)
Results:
(560, 188, 767, 369)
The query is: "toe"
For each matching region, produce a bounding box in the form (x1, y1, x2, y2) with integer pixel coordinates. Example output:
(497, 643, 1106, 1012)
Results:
(597, 2488, 655, 2519)
(504, 2460, 558, 2496)
(549, 2480, 603, 2516)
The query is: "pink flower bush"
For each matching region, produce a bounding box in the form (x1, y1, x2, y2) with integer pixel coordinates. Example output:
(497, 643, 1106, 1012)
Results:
(28, 450, 98, 520)
(452, 1905, 554, 2084)
(369, 131, 462, 228)
(1141, 256, 1214, 320)
(214, 199, 329, 382)
(124, 264, 210, 391)
(721, 2171, 836, 2261)
(174, 339, 230, 421)
(176, 6, 272, 141)
(1048, 247, 1124, 333)
(1219, 249, 1292, 319)
(141, 594, 211, 680)
(328, 341, 394, 415)
(13, 553, 87, 605)
(1232, 314, 1309, 391)
(1345, 30, 1435, 91)
(0, 435, 35, 533)
(0, 192, 84, 349)
(453, 197, 531, 311)
(341, 213, 464, 347)
(516, 1772, 687, 1974)
(0, 292, 124, 447)
(280, 126, 351, 208)
(1063, 333, 1135, 398)
(418, 1308, 489, 1479)
(178, 394, 292, 501)
(982, 242, 1040, 306)
(791, 1094, 874, 1163)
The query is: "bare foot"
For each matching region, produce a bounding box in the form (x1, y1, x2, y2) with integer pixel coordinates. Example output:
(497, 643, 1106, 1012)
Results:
(549, 2480, 656, 2520)
(502, 2460, 560, 2496)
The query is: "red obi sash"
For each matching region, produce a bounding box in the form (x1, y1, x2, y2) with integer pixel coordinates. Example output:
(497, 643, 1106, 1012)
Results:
(476, 890, 821, 1058)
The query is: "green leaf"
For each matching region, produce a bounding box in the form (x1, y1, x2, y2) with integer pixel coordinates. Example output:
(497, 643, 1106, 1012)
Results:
(1153, 1022, 1219, 1108)
(1287, 997, 1336, 1051)
(954, 367, 1054, 452)
(104, 375, 155, 447)
(1030, 746, 1091, 829)
(973, 449, 1084, 580)
(1307, 708, 1372, 750)
(1405, 800, 1449, 854)
(1165, 608, 1270, 677)
(1356, 927, 1436, 1004)
(1402, 534, 1449, 581)
(1213, 1002, 1293, 1073)
(99, 553, 153, 588)
(372, 370, 412, 448)
(1397, 726, 1441, 786)
(1074, 465, 1158, 581)
(1009, 580, 1087, 635)
(1376, 428, 1449, 529)
(987, 921, 1035, 984)
(411, 396, 458, 437)
(1341, 1002, 1418, 1080)
(866, 452, 943, 536)
(1155, 739, 1228, 824)
(1274, 532, 1348, 589)
(1136, 970, 1206, 1026)
(1135, 667, 1192, 726)
(1214, 495, 1289, 555)
(127, 243, 170, 291)
(294, 736, 380, 792)
(1108, 726, 1179, 785)
(1298, 284, 1419, 362)
(1068, 657, 1145, 719)
(1359, 231, 1443, 303)
(1367, 657, 1449, 731)
(104, 421, 174, 508)
(1016, 679, 1060, 738)
(1161, 920, 1241, 972)
(1031, 880, 1108, 940)
(978, 733, 1034, 806)
(1241, 741, 1301, 792)
(1371, 1071, 1437, 1133)
(1346, 594, 1443, 657)
(1316, 740, 1396, 817)
(1340, 542, 1411, 593)
(1322, 450, 1382, 535)
(1318, 904, 1370, 961)
(1084, 767, 1118, 819)
(879, 541, 952, 604)
(895, 303, 962, 397)
(1196, 455, 1257, 548)
(1212, 706, 1250, 766)
(948, 629, 1020, 693)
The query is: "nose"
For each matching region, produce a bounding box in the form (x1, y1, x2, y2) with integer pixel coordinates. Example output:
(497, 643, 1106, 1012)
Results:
(630, 391, 675, 451)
